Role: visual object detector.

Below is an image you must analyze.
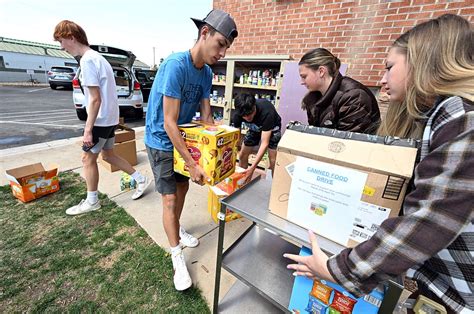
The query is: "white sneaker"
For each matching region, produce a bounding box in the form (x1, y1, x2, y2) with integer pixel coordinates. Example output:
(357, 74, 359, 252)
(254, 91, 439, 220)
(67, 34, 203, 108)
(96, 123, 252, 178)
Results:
(171, 250, 192, 291)
(179, 227, 199, 248)
(132, 176, 151, 200)
(66, 199, 101, 216)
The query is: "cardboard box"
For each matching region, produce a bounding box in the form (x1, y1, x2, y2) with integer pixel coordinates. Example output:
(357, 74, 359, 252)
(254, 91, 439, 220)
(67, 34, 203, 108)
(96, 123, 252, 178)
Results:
(99, 140, 137, 172)
(174, 123, 240, 185)
(269, 126, 419, 247)
(115, 124, 135, 143)
(208, 167, 264, 223)
(5, 163, 60, 202)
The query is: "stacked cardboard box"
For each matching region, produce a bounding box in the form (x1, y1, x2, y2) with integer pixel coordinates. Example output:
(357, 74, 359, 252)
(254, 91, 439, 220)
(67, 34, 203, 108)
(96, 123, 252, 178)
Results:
(98, 124, 137, 172)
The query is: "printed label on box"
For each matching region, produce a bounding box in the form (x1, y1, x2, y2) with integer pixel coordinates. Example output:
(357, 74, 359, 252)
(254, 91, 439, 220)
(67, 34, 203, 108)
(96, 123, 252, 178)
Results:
(287, 156, 367, 246)
(349, 201, 391, 243)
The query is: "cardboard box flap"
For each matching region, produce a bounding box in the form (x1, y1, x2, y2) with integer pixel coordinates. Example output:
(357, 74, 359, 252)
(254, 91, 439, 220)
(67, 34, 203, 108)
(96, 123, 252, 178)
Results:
(115, 124, 135, 143)
(278, 129, 418, 178)
(287, 124, 420, 148)
(5, 163, 45, 182)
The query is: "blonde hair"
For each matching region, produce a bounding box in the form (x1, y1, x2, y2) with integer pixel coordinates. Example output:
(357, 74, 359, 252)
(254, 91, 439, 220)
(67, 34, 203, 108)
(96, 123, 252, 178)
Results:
(378, 14, 474, 138)
(299, 48, 341, 77)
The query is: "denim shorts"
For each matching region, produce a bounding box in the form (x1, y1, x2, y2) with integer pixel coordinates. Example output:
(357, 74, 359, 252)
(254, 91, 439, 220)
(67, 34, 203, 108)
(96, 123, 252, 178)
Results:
(146, 146, 189, 195)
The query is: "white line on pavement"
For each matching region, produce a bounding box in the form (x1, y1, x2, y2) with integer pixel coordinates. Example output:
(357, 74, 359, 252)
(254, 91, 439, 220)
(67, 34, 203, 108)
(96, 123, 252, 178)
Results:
(28, 87, 51, 92)
(0, 111, 75, 119)
(0, 120, 83, 129)
(9, 114, 78, 122)
(0, 109, 72, 116)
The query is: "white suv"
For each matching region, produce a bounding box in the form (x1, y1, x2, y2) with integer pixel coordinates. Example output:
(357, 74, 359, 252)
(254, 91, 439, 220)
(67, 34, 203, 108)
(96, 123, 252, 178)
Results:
(73, 45, 145, 121)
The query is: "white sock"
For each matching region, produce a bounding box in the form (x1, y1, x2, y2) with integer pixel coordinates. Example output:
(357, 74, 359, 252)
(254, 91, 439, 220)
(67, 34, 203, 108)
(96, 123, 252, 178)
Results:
(87, 191, 98, 204)
(170, 245, 181, 256)
(131, 171, 145, 183)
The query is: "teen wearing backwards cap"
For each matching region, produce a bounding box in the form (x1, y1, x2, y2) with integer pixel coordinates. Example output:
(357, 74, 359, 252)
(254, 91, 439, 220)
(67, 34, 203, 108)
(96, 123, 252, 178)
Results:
(144, 9, 237, 291)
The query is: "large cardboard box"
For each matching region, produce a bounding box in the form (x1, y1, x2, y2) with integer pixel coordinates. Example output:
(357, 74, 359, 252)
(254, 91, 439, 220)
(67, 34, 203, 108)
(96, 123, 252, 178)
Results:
(5, 163, 60, 202)
(174, 123, 240, 185)
(99, 140, 137, 172)
(98, 124, 137, 172)
(269, 126, 419, 247)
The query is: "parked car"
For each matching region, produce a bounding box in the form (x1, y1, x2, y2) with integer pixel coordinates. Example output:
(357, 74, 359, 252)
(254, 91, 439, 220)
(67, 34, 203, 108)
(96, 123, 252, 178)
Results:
(73, 45, 144, 121)
(48, 66, 76, 90)
(134, 69, 156, 103)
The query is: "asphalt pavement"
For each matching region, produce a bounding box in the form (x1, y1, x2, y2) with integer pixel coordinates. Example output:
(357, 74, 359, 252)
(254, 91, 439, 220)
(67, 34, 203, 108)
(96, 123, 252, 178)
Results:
(0, 85, 145, 149)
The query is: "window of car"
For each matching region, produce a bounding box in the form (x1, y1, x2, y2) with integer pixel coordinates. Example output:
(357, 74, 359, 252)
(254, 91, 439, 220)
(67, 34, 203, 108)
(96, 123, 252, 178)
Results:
(51, 66, 75, 73)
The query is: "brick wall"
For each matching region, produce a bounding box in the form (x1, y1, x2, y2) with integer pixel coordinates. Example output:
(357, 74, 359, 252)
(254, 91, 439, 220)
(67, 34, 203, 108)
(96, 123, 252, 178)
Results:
(213, 0, 473, 87)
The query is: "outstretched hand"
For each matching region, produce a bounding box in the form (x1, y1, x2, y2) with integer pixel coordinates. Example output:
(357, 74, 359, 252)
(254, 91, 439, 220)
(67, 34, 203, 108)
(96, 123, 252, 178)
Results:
(283, 230, 335, 282)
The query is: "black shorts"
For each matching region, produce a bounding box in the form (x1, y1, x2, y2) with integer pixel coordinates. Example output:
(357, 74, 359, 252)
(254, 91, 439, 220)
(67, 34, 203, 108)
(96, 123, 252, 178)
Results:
(243, 130, 281, 150)
(146, 146, 189, 195)
(84, 125, 117, 154)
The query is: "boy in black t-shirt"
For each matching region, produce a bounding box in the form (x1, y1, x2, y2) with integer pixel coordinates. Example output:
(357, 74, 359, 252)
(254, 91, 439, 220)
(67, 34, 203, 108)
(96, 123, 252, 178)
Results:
(231, 93, 282, 179)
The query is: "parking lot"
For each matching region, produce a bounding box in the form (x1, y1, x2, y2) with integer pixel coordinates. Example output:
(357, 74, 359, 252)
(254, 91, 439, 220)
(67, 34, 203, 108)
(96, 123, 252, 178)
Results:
(0, 86, 145, 149)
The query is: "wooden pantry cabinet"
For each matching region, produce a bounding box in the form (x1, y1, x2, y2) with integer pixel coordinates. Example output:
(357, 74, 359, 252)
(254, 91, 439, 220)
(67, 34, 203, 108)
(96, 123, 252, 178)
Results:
(210, 55, 293, 126)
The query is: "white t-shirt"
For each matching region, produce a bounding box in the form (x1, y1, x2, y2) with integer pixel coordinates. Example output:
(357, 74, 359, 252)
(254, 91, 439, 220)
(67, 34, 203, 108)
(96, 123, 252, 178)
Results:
(80, 49, 119, 126)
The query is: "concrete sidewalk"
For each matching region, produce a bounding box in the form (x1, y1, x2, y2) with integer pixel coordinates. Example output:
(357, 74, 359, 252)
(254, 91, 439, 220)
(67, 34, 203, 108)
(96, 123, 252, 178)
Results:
(0, 128, 252, 308)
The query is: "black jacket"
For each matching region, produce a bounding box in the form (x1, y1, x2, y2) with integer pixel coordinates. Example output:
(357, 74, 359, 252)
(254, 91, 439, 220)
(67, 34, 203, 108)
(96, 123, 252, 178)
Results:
(301, 73, 381, 134)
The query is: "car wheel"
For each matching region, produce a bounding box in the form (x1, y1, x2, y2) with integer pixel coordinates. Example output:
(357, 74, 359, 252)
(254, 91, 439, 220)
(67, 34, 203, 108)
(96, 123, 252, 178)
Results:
(76, 109, 88, 121)
(50, 84, 57, 90)
(134, 108, 144, 119)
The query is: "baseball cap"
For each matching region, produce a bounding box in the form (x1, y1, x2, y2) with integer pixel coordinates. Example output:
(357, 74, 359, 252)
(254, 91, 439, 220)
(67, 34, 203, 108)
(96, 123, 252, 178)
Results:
(191, 9, 238, 42)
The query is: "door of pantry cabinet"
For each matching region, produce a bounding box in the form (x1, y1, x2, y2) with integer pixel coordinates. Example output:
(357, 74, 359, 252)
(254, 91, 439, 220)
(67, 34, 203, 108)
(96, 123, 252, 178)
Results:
(278, 61, 308, 133)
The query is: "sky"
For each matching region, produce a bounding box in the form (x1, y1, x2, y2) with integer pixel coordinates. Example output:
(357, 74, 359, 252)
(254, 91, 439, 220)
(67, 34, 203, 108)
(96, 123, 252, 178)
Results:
(0, 0, 212, 67)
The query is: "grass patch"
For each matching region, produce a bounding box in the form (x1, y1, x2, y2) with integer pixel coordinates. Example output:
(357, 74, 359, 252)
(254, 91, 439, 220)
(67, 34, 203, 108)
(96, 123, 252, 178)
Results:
(0, 171, 210, 312)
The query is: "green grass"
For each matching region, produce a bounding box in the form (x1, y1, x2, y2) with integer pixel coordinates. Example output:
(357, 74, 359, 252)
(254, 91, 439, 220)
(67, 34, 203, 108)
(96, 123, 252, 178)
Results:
(0, 171, 210, 313)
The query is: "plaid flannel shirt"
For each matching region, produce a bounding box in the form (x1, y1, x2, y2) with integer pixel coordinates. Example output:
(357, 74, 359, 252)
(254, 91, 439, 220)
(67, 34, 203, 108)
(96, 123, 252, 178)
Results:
(327, 96, 474, 312)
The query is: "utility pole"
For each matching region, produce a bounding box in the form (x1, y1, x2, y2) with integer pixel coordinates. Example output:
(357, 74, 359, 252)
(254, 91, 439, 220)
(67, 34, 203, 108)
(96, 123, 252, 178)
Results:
(152, 47, 156, 69)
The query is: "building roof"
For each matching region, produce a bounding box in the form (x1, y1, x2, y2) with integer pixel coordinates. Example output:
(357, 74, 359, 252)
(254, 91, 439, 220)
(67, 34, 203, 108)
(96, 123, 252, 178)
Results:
(0, 37, 73, 58)
(0, 36, 149, 68)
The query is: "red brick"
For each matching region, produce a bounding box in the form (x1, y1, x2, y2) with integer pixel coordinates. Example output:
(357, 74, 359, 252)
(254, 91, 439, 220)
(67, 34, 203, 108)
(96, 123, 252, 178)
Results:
(460, 8, 474, 16)
(397, 6, 420, 14)
(447, 2, 469, 9)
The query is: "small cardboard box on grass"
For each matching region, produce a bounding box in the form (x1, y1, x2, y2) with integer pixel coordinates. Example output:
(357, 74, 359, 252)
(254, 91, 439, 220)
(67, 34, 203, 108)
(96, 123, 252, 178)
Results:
(174, 123, 240, 185)
(269, 125, 419, 248)
(5, 163, 60, 202)
(98, 124, 137, 172)
(208, 167, 265, 223)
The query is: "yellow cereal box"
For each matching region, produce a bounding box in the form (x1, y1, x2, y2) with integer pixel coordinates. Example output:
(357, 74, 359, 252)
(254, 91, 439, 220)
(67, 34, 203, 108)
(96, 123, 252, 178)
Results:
(173, 123, 240, 185)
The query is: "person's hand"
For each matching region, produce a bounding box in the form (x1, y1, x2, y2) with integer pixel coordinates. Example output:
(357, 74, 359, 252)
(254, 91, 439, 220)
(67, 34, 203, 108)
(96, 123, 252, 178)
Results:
(283, 230, 334, 281)
(188, 163, 210, 185)
(82, 130, 93, 148)
(243, 167, 255, 183)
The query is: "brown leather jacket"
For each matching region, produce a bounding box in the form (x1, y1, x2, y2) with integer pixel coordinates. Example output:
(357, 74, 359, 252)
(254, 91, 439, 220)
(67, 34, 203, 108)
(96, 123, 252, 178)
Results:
(301, 73, 381, 134)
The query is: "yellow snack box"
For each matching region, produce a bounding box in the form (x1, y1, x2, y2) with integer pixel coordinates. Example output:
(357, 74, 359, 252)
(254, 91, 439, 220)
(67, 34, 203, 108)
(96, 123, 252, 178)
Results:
(174, 123, 240, 185)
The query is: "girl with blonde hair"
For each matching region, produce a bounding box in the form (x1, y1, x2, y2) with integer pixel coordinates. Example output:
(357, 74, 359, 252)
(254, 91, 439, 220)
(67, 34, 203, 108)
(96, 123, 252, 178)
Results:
(286, 14, 473, 313)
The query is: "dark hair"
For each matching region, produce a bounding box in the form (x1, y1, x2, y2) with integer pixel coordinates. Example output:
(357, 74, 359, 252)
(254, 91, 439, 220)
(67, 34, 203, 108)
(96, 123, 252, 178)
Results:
(196, 24, 217, 41)
(299, 48, 341, 77)
(53, 20, 89, 46)
(234, 93, 256, 116)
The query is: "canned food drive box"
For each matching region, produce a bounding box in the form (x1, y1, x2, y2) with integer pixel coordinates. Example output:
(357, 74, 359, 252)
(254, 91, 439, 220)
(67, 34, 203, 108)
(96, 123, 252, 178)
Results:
(270, 125, 419, 248)
(173, 123, 240, 185)
(5, 163, 60, 203)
